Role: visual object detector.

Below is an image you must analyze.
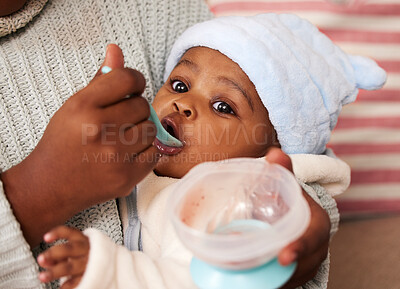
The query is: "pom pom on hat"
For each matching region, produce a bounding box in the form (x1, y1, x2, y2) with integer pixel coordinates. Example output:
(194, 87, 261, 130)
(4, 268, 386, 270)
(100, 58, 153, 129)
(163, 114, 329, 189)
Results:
(164, 13, 386, 154)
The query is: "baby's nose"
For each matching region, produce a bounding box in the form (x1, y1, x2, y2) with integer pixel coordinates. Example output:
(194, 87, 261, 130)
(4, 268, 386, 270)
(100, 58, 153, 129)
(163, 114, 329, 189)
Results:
(173, 101, 196, 119)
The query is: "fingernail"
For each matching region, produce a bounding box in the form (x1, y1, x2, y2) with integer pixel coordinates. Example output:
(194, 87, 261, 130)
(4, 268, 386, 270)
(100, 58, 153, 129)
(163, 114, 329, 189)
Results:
(43, 232, 55, 243)
(43, 232, 52, 242)
(104, 44, 114, 65)
(105, 44, 114, 61)
(37, 254, 45, 264)
(43, 233, 50, 242)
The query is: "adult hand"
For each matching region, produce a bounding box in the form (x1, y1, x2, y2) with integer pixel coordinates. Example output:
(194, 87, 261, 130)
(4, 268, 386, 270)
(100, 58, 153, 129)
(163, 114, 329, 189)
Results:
(1, 44, 160, 247)
(265, 148, 331, 289)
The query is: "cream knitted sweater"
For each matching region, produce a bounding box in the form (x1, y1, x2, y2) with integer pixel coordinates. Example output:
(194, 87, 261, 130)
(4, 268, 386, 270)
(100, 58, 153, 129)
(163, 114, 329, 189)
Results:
(0, 0, 212, 288)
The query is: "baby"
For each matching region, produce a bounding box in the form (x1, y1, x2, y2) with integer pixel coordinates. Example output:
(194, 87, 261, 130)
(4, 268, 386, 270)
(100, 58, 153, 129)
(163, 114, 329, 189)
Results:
(37, 13, 385, 289)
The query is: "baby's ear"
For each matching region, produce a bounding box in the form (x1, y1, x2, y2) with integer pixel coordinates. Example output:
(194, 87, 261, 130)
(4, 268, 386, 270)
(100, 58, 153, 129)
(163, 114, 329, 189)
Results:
(348, 54, 387, 91)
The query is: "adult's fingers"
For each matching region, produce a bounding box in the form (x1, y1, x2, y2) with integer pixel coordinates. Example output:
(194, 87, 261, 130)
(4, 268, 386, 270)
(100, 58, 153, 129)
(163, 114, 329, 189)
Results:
(87, 119, 156, 165)
(118, 120, 156, 152)
(80, 68, 146, 107)
(94, 44, 124, 78)
(101, 95, 150, 127)
(125, 144, 161, 185)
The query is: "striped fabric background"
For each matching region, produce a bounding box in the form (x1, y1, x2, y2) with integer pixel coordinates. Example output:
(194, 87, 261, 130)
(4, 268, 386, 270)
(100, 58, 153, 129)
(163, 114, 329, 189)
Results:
(205, 0, 400, 217)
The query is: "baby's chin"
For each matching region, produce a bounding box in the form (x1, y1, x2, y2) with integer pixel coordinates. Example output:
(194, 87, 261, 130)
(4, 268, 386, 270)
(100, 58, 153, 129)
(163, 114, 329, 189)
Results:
(153, 158, 191, 179)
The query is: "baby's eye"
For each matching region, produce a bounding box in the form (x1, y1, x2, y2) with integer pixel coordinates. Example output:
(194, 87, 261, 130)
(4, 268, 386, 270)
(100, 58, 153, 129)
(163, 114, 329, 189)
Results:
(212, 101, 235, 115)
(171, 80, 188, 93)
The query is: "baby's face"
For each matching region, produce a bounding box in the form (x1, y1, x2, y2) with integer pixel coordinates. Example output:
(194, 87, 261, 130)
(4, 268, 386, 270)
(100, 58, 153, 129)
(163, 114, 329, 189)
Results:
(152, 47, 276, 178)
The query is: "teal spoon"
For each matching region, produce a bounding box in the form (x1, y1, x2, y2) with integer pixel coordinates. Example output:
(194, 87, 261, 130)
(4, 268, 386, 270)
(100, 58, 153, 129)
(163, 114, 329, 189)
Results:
(101, 66, 183, 147)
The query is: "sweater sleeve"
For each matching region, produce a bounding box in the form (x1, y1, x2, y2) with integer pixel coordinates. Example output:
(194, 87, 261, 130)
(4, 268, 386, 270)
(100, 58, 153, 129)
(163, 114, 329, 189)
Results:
(76, 229, 196, 289)
(297, 182, 340, 289)
(0, 181, 44, 289)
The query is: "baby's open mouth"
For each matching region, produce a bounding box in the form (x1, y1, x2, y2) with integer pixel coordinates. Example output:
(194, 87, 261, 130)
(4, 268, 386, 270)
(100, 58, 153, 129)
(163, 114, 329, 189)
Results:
(154, 117, 184, 155)
(161, 117, 181, 141)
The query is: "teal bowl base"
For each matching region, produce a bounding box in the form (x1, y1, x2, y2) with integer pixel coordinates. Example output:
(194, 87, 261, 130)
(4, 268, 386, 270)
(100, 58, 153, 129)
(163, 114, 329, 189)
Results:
(190, 257, 296, 289)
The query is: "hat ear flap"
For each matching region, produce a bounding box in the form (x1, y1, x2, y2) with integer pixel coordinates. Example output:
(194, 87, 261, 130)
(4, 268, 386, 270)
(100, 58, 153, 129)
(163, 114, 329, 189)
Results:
(348, 54, 387, 91)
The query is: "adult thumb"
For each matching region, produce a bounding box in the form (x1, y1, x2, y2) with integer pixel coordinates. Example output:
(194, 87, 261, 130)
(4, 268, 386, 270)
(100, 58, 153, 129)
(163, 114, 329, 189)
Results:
(95, 44, 124, 77)
(103, 43, 124, 68)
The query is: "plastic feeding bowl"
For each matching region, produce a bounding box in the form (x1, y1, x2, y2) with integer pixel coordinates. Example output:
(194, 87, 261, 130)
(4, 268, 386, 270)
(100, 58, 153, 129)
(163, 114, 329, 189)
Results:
(170, 158, 311, 289)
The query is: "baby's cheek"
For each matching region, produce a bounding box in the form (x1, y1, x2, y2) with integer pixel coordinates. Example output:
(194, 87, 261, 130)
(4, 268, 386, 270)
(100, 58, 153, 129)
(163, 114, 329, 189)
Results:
(151, 90, 169, 112)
